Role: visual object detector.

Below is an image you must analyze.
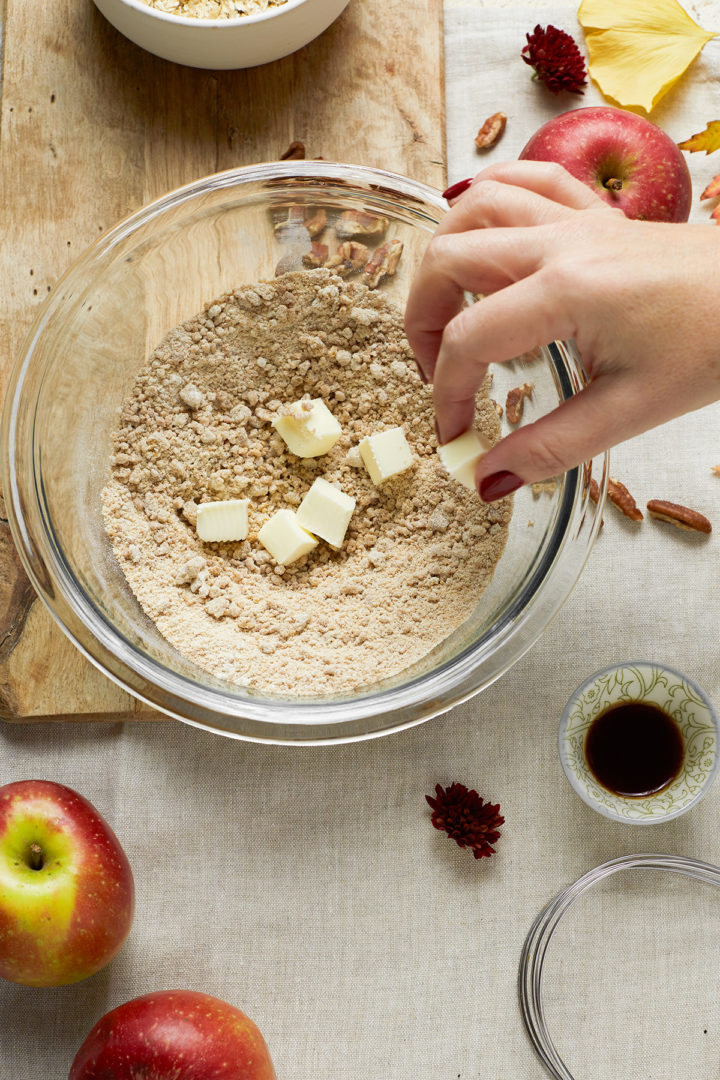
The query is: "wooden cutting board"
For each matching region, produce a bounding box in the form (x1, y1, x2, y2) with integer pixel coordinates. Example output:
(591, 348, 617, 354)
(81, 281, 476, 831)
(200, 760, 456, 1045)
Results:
(0, 0, 446, 722)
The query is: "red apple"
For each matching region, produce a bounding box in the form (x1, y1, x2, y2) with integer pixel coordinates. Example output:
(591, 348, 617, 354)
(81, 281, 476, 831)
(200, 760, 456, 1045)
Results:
(0, 780, 134, 986)
(69, 990, 278, 1080)
(519, 106, 691, 222)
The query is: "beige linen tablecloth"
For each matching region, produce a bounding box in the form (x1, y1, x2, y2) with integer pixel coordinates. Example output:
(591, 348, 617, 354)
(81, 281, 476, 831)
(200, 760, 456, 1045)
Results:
(2, 3, 720, 1078)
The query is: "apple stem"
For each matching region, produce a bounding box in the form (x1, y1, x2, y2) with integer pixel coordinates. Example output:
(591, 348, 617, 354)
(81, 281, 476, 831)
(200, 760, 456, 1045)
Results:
(28, 843, 44, 871)
(604, 178, 623, 192)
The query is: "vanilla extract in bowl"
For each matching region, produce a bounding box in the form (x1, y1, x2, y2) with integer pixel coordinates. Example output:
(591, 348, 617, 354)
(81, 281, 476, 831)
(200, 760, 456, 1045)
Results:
(584, 701, 685, 798)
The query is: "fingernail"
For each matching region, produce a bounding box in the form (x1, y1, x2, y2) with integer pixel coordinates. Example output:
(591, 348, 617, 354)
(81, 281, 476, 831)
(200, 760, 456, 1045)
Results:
(442, 178, 473, 201)
(479, 470, 523, 502)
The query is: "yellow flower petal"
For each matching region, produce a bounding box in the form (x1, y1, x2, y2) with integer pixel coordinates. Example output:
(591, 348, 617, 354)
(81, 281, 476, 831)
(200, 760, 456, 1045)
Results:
(578, 0, 717, 112)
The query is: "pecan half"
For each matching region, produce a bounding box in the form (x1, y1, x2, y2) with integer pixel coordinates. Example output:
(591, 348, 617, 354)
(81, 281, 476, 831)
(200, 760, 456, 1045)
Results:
(362, 238, 404, 289)
(607, 478, 643, 521)
(335, 210, 389, 240)
(325, 240, 369, 277)
(646, 500, 711, 534)
(301, 241, 329, 269)
(475, 111, 507, 151)
(505, 382, 534, 424)
(280, 141, 306, 160)
(274, 206, 327, 241)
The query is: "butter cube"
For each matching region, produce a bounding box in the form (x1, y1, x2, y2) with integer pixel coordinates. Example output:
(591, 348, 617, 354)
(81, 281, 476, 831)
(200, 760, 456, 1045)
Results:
(272, 398, 342, 458)
(358, 427, 414, 486)
(196, 499, 249, 543)
(257, 509, 318, 565)
(296, 478, 356, 548)
(438, 429, 492, 490)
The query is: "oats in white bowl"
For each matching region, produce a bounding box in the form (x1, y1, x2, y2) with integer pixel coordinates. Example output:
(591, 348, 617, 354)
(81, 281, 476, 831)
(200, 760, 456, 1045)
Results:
(141, 0, 288, 18)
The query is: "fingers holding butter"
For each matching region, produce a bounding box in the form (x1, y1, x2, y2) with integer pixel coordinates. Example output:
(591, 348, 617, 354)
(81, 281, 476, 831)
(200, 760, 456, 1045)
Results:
(407, 160, 720, 500)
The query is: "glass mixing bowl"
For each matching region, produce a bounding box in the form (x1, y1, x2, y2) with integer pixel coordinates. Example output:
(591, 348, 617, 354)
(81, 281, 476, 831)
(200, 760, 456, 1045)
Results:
(2, 162, 606, 743)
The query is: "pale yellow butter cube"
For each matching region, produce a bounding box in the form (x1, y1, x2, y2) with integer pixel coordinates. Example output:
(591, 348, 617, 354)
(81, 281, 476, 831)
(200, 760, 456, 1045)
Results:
(358, 427, 414, 486)
(438, 429, 492, 490)
(272, 398, 342, 458)
(257, 509, 318, 565)
(296, 478, 356, 548)
(196, 499, 249, 543)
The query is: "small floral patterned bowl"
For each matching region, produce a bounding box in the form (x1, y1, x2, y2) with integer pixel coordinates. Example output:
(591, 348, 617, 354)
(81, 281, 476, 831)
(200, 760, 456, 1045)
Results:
(559, 661, 718, 824)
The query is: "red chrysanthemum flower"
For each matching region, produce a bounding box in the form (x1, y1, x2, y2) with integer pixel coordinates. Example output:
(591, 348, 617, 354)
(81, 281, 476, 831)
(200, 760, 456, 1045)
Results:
(521, 24, 587, 95)
(426, 782, 504, 859)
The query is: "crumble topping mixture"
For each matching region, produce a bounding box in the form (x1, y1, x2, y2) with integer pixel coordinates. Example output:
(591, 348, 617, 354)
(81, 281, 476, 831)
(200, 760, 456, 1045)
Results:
(102, 270, 511, 696)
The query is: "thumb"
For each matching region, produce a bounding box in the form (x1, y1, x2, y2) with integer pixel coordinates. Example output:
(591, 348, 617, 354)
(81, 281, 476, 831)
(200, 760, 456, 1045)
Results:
(475, 375, 644, 501)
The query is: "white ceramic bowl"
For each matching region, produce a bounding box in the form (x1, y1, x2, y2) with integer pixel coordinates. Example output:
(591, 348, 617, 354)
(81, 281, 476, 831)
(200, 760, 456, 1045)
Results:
(559, 661, 719, 824)
(92, 0, 350, 69)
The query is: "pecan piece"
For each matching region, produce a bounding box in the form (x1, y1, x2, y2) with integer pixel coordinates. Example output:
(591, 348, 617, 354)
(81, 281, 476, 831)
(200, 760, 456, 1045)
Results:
(274, 206, 327, 241)
(280, 141, 306, 160)
(274, 204, 303, 230)
(301, 241, 329, 269)
(505, 382, 534, 424)
(475, 111, 507, 151)
(646, 500, 711, 534)
(713, 465, 720, 476)
(362, 238, 404, 289)
(531, 479, 557, 497)
(304, 208, 327, 238)
(607, 478, 643, 521)
(335, 210, 389, 240)
(586, 477, 604, 527)
(325, 241, 369, 277)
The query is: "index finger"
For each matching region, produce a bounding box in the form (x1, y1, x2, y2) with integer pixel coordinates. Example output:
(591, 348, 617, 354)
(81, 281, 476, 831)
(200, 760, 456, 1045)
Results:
(405, 221, 553, 378)
(440, 160, 609, 235)
(432, 270, 576, 444)
(405, 176, 601, 380)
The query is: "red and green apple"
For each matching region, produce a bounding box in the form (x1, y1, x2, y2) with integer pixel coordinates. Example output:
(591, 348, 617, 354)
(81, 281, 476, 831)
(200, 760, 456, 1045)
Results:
(519, 106, 692, 222)
(69, 990, 278, 1080)
(0, 779, 134, 986)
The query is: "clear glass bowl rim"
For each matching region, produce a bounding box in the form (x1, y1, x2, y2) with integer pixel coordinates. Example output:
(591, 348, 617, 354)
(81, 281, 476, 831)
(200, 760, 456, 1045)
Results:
(2, 160, 606, 744)
(518, 852, 720, 1080)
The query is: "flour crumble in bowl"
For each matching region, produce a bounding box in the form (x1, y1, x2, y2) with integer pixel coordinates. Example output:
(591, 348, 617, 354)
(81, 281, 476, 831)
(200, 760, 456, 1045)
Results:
(91, 0, 350, 69)
(2, 162, 606, 743)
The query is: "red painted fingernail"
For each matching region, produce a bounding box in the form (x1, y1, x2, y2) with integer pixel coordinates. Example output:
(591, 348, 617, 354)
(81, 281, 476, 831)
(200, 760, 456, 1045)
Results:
(442, 178, 473, 201)
(479, 470, 523, 502)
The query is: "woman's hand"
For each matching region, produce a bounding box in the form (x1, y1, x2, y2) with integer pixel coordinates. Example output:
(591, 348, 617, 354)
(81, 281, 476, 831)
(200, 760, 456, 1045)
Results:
(404, 160, 720, 501)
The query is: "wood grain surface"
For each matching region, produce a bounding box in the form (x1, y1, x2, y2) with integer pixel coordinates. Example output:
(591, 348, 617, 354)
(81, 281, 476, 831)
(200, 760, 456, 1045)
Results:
(0, 0, 446, 721)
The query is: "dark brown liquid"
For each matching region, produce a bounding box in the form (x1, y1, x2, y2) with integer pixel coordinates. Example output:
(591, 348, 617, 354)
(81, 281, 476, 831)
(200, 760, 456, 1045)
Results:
(584, 701, 684, 798)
